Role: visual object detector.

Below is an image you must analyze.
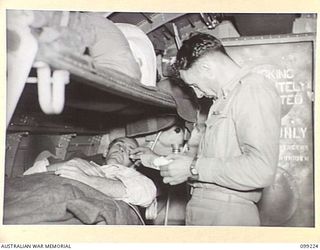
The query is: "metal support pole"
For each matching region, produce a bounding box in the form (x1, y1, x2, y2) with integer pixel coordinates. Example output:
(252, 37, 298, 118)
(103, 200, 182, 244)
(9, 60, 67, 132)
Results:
(5, 132, 29, 177)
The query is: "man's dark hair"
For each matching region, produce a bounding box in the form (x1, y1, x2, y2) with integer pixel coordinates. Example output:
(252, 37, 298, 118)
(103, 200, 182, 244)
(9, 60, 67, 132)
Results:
(174, 33, 228, 71)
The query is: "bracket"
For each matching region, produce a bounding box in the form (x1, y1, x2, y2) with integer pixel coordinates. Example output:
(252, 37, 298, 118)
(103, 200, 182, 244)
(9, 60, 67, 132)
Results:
(55, 133, 76, 160)
(5, 132, 29, 177)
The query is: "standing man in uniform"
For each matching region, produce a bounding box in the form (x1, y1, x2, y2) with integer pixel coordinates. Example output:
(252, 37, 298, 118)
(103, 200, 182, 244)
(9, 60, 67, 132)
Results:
(160, 33, 281, 226)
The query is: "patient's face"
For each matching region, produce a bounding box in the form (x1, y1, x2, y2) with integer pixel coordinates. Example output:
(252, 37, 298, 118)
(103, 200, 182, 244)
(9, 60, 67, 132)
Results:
(106, 138, 137, 167)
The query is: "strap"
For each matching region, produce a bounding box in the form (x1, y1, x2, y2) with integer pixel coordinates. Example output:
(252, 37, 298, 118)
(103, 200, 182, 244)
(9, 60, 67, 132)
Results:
(208, 81, 243, 117)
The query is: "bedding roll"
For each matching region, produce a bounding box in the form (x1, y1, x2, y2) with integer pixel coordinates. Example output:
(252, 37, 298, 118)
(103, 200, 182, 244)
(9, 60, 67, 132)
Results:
(116, 23, 157, 86)
(85, 14, 142, 81)
(30, 11, 142, 81)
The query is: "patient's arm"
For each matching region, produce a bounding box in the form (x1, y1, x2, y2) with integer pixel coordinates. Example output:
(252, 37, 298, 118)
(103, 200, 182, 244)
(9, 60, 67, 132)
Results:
(55, 163, 126, 199)
(24, 157, 99, 175)
(47, 162, 66, 172)
(54, 158, 156, 206)
(49, 158, 104, 175)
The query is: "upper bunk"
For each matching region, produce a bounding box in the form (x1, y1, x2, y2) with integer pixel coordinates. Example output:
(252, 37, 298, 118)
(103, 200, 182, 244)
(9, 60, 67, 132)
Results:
(6, 11, 316, 135)
(7, 11, 190, 135)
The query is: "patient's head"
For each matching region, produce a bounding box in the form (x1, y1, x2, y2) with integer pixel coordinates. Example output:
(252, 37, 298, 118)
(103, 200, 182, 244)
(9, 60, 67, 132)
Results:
(105, 137, 139, 166)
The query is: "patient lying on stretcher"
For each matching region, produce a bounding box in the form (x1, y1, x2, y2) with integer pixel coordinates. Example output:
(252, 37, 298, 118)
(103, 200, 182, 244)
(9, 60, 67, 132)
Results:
(23, 137, 156, 207)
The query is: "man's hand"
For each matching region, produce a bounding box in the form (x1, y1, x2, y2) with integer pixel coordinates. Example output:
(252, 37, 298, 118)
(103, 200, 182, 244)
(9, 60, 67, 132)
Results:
(130, 146, 160, 167)
(55, 162, 126, 198)
(63, 158, 105, 176)
(130, 147, 160, 160)
(54, 158, 105, 184)
(159, 154, 193, 185)
(55, 163, 90, 184)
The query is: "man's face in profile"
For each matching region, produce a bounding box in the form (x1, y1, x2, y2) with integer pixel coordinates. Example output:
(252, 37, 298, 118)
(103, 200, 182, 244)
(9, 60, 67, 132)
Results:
(105, 138, 138, 166)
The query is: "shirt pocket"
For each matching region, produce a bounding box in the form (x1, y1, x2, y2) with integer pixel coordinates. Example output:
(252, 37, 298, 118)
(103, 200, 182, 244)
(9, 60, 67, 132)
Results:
(205, 112, 228, 129)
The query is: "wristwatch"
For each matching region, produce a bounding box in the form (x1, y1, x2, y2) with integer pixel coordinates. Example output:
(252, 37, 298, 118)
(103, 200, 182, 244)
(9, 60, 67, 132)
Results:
(189, 156, 199, 180)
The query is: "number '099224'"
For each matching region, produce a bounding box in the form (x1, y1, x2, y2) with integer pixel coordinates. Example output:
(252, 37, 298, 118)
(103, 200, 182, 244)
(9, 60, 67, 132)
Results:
(300, 244, 319, 248)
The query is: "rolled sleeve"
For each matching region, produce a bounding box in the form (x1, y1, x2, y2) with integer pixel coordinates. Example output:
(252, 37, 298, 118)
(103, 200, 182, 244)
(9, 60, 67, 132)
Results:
(115, 168, 157, 207)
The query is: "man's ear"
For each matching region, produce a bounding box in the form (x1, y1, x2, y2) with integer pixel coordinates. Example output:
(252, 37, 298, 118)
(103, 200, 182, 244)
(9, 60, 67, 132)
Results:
(178, 69, 186, 78)
(201, 63, 210, 71)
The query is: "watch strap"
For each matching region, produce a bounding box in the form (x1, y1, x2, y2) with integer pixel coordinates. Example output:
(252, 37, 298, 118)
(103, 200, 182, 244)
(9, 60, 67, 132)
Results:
(189, 155, 199, 181)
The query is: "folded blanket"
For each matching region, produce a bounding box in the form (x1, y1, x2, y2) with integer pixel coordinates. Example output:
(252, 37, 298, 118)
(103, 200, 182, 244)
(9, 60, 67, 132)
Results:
(3, 172, 142, 225)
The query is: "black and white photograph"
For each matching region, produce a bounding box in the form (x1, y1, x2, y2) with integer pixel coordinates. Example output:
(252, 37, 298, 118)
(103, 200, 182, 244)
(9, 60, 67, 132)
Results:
(4, 8, 316, 230)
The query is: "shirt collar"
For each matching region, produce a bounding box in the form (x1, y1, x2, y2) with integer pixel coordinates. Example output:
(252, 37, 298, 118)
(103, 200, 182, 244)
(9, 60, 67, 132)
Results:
(219, 65, 254, 99)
